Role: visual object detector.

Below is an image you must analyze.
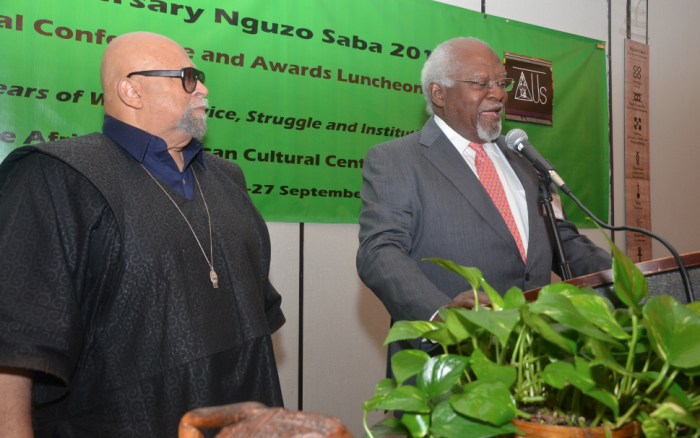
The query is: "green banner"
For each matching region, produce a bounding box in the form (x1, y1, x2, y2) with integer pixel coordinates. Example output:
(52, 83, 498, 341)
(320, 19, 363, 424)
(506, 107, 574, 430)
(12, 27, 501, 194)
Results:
(0, 0, 608, 225)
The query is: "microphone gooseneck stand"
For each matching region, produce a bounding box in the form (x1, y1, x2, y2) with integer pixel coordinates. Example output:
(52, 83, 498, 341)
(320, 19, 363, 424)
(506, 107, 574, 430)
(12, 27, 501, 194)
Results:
(538, 175, 573, 281)
(506, 128, 693, 303)
(556, 184, 695, 304)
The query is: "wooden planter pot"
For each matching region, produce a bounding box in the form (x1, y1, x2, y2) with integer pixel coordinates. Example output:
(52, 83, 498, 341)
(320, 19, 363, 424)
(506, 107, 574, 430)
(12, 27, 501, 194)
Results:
(512, 419, 640, 438)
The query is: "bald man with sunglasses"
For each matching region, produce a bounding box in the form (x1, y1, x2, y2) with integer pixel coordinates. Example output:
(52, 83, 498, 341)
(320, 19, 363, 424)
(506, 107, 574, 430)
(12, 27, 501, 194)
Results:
(0, 32, 285, 438)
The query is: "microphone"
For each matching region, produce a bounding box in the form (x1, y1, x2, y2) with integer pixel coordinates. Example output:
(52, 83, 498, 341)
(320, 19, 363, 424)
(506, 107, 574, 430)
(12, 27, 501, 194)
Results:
(505, 129, 570, 194)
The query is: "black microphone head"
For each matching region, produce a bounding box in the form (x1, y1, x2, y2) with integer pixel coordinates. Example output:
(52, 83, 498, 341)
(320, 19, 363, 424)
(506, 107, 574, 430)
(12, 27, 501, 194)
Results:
(505, 129, 528, 151)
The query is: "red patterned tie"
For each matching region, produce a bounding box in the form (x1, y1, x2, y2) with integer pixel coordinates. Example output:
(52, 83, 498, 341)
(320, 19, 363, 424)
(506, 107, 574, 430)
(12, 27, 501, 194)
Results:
(469, 142, 527, 264)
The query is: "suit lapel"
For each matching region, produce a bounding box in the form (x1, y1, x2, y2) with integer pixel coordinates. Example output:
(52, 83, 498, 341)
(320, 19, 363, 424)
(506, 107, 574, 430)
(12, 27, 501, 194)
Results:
(420, 118, 521, 257)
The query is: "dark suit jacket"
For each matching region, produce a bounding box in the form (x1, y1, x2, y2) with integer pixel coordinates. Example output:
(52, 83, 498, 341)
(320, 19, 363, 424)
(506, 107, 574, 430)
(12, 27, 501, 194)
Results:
(357, 116, 612, 334)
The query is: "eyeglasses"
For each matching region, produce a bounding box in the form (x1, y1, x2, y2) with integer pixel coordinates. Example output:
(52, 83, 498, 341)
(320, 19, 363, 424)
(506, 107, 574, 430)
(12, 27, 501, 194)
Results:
(127, 67, 206, 93)
(454, 78, 515, 92)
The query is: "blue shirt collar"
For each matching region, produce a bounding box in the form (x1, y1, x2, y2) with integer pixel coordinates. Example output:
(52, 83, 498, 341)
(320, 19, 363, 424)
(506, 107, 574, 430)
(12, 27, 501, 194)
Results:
(101, 114, 206, 171)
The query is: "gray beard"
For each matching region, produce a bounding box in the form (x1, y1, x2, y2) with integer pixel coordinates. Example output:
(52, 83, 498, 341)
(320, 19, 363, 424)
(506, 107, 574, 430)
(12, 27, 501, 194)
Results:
(175, 98, 208, 140)
(477, 118, 502, 142)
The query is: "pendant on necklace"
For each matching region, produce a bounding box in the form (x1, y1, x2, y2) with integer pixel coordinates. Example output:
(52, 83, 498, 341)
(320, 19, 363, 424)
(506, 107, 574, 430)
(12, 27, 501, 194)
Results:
(210, 269, 219, 288)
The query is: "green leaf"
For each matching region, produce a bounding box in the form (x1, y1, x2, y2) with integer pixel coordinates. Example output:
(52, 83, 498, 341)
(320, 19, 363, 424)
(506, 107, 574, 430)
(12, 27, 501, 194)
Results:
(641, 418, 671, 438)
(666, 383, 693, 409)
(633, 372, 693, 409)
(503, 287, 526, 309)
(452, 307, 520, 345)
(417, 354, 470, 398)
(539, 282, 588, 297)
(687, 302, 700, 319)
(482, 281, 505, 311)
(384, 320, 441, 346)
(470, 349, 516, 388)
(585, 388, 619, 418)
(587, 338, 628, 374)
(424, 258, 482, 292)
(376, 386, 430, 413)
(539, 358, 618, 416)
(651, 395, 700, 429)
(450, 379, 517, 426)
(392, 350, 430, 385)
(401, 413, 430, 438)
(431, 400, 524, 438)
(363, 394, 385, 412)
(569, 294, 629, 340)
(530, 293, 621, 347)
(446, 308, 472, 342)
(520, 307, 573, 353)
(376, 378, 398, 397)
(362, 418, 409, 438)
(539, 360, 574, 389)
(438, 307, 450, 322)
(593, 222, 647, 313)
(644, 295, 700, 368)
(446, 307, 479, 342)
(424, 327, 458, 347)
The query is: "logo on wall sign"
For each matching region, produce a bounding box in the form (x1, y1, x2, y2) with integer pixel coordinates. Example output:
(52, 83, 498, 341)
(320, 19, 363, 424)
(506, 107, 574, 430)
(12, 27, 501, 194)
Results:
(634, 92, 642, 102)
(514, 69, 548, 104)
(503, 53, 553, 126)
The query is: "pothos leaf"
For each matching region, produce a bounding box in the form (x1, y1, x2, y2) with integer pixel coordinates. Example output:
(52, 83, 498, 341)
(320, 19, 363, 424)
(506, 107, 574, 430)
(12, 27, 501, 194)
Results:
(651, 395, 700, 429)
(641, 418, 671, 438)
(392, 350, 430, 385)
(417, 354, 470, 399)
(375, 386, 430, 413)
(424, 258, 483, 292)
(431, 400, 524, 438)
(520, 307, 572, 353)
(503, 287, 526, 309)
(362, 418, 409, 438)
(384, 320, 441, 346)
(401, 413, 430, 438)
(375, 378, 398, 397)
(450, 379, 517, 426)
(592, 222, 647, 313)
(644, 295, 700, 369)
(470, 349, 516, 388)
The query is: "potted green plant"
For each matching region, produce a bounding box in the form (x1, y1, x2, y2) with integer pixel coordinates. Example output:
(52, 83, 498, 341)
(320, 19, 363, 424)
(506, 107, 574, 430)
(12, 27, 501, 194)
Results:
(362, 232, 700, 438)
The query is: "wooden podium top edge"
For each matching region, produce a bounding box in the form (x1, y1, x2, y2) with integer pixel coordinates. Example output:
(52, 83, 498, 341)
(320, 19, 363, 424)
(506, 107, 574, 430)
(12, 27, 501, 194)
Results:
(524, 251, 700, 301)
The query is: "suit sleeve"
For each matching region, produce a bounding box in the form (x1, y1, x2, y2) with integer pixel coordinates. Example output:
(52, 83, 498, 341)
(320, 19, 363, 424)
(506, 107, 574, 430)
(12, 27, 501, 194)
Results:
(549, 184, 613, 277)
(357, 145, 453, 323)
(557, 219, 613, 277)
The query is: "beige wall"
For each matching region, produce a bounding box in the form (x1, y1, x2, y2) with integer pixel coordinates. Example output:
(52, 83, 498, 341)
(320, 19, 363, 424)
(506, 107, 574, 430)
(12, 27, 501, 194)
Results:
(269, 1, 700, 436)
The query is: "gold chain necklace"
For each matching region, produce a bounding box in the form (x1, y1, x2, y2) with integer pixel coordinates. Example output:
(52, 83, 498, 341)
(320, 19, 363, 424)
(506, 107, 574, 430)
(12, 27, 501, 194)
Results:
(141, 164, 219, 288)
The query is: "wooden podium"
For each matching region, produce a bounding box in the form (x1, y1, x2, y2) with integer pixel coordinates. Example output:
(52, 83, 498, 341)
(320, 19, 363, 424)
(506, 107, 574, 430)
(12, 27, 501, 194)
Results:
(524, 252, 700, 304)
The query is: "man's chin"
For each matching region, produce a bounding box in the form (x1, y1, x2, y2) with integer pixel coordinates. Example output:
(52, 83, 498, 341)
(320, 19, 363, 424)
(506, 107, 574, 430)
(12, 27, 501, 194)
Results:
(477, 123, 502, 142)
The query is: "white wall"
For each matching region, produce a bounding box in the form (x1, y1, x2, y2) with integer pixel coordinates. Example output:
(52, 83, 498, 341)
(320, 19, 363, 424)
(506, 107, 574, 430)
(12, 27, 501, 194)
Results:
(268, 1, 700, 436)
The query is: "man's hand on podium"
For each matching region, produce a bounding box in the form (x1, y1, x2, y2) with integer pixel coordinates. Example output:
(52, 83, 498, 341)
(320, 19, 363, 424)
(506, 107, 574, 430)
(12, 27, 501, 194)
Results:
(431, 290, 491, 322)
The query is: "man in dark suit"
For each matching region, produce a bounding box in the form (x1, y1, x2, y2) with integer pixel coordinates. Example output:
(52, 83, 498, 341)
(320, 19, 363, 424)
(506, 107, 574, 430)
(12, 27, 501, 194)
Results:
(356, 37, 611, 344)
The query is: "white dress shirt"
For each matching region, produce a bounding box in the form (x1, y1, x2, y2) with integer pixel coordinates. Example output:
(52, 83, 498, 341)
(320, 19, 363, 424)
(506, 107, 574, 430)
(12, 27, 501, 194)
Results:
(434, 115, 529, 252)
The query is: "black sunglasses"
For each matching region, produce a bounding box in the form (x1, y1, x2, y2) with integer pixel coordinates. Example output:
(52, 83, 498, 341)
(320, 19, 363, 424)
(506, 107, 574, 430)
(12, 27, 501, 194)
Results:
(127, 67, 205, 93)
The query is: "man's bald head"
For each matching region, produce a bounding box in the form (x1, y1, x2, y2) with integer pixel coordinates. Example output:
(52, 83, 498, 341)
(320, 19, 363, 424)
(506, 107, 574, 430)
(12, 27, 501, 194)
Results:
(100, 32, 190, 113)
(98, 31, 209, 150)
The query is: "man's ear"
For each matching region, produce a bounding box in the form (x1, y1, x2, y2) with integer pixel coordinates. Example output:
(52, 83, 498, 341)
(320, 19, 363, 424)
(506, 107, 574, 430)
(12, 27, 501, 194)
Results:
(116, 78, 143, 109)
(428, 83, 445, 111)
